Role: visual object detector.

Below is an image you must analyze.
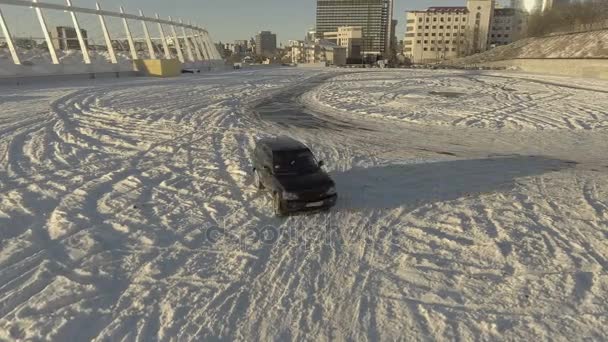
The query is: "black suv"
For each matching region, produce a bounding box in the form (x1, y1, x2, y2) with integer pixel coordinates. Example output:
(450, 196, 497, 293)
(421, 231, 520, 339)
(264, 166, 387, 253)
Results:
(252, 137, 337, 216)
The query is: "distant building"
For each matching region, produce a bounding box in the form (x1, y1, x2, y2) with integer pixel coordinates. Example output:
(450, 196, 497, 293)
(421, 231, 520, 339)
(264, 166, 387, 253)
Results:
(542, 0, 571, 10)
(323, 26, 363, 61)
(289, 39, 346, 66)
(233, 40, 249, 55)
(403, 0, 496, 64)
(320, 41, 347, 66)
(490, 8, 529, 47)
(289, 40, 307, 64)
(226, 40, 249, 56)
(316, 0, 394, 58)
(255, 31, 277, 57)
(52, 26, 88, 51)
(306, 28, 317, 42)
(511, 0, 526, 10)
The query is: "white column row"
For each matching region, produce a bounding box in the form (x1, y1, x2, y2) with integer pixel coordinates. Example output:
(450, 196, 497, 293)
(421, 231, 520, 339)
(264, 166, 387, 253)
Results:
(0, 1, 221, 65)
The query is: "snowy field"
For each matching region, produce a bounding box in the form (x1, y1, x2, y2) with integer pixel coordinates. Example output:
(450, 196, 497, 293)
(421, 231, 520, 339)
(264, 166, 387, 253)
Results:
(1, 68, 608, 340)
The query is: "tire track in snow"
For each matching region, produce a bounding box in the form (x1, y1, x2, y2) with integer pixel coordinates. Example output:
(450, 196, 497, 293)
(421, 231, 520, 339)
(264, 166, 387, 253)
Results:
(2, 69, 608, 340)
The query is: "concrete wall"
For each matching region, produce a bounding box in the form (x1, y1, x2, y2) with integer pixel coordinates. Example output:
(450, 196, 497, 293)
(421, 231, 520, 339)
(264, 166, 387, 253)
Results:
(133, 59, 182, 78)
(0, 71, 138, 86)
(481, 58, 608, 80)
(297, 62, 327, 68)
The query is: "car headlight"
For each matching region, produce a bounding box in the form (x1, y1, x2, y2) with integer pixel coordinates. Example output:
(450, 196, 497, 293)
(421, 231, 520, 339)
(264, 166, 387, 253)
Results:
(282, 191, 299, 200)
(327, 186, 337, 195)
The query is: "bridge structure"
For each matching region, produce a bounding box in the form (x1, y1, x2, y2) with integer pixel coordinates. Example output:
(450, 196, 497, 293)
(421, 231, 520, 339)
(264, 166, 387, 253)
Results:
(0, 0, 223, 76)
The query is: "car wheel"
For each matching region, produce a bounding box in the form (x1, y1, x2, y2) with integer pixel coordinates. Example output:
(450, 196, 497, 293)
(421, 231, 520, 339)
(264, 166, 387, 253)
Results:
(273, 192, 286, 217)
(254, 170, 264, 190)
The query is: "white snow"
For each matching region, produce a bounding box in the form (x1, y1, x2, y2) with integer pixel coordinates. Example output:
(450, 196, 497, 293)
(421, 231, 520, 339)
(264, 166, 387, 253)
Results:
(0, 48, 223, 77)
(449, 29, 608, 65)
(0, 48, 135, 77)
(0, 67, 607, 340)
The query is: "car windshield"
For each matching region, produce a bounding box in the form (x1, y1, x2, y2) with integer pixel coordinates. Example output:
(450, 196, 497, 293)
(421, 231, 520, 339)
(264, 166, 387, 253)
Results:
(273, 150, 319, 175)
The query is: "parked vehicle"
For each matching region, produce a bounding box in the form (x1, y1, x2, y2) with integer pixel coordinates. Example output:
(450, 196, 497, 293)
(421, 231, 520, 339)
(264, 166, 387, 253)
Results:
(252, 137, 338, 216)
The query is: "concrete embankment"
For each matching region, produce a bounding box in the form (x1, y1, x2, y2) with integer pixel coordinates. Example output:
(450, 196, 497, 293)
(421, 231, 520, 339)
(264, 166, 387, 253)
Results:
(443, 29, 608, 80)
(480, 58, 608, 80)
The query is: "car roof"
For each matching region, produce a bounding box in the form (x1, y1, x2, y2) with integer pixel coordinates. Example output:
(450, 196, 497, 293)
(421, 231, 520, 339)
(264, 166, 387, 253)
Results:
(258, 136, 310, 152)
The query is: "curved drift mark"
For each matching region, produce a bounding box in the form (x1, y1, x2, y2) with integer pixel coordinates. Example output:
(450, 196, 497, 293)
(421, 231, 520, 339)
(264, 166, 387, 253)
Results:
(253, 73, 375, 132)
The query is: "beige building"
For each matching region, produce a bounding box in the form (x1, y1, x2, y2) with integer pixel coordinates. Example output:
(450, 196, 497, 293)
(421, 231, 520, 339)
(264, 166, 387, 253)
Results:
(289, 40, 307, 64)
(289, 39, 346, 66)
(490, 8, 528, 47)
(404, 0, 496, 64)
(323, 26, 363, 60)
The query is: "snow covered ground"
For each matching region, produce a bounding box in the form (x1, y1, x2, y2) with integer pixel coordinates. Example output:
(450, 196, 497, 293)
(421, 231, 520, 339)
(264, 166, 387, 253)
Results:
(1, 68, 607, 340)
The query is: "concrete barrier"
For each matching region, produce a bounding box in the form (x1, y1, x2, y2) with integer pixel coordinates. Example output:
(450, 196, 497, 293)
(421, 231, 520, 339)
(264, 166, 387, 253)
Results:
(133, 59, 182, 77)
(297, 62, 328, 68)
(480, 59, 608, 80)
(0, 70, 138, 86)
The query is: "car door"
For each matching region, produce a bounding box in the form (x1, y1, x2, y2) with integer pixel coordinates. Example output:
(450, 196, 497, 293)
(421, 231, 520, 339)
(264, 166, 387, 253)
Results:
(260, 147, 276, 191)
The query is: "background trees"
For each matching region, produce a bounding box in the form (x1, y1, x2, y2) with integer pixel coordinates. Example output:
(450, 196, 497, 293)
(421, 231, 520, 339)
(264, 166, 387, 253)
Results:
(527, 0, 608, 37)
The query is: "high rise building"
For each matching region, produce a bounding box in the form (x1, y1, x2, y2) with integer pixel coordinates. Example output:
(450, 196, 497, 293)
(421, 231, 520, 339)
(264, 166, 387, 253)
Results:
(490, 8, 529, 46)
(316, 0, 394, 57)
(255, 31, 277, 57)
(403, 0, 496, 64)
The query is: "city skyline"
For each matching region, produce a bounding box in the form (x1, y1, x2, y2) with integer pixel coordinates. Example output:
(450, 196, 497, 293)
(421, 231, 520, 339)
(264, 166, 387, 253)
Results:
(0, 0, 517, 46)
(0, 0, 470, 45)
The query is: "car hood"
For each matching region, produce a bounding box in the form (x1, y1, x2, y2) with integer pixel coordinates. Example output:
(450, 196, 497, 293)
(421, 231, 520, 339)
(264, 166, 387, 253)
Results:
(276, 171, 334, 192)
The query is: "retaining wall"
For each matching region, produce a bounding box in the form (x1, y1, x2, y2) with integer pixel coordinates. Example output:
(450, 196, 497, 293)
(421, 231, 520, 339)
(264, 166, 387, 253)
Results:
(481, 59, 608, 80)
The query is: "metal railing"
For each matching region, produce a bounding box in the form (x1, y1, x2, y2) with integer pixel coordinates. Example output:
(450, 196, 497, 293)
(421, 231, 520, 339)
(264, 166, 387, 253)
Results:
(0, 0, 222, 66)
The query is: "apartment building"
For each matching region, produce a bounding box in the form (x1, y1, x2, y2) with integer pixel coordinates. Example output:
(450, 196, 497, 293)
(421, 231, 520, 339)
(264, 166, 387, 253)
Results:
(289, 40, 308, 64)
(490, 8, 528, 47)
(403, 0, 496, 63)
(289, 39, 347, 66)
(255, 31, 277, 57)
(323, 26, 363, 60)
(316, 0, 394, 57)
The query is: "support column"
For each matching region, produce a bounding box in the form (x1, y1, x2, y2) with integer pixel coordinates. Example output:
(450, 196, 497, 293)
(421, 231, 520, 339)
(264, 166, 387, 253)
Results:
(66, 0, 90, 64)
(0, 6, 20, 65)
(169, 16, 184, 63)
(196, 31, 209, 60)
(33, 0, 59, 64)
(200, 32, 210, 59)
(179, 19, 195, 62)
(189, 23, 203, 61)
(96, 2, 117, 64)
(156, 13, 171, 59)
(204, 33, 219, 60)
(120, 6, 138, 60)
(139, 9, 156, 59)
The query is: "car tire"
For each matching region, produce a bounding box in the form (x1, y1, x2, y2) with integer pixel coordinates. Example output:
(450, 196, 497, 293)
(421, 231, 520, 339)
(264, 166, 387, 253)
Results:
(254, 170, 264, 190)
(273, 192, 286, 217)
